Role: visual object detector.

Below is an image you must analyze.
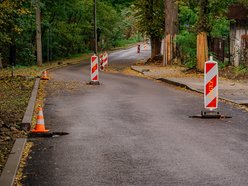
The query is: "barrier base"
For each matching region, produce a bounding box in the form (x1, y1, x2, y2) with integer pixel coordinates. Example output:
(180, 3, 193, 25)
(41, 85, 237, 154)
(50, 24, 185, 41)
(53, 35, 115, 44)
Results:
(201, 110, 221, 118)
(88, 81, 100, 85)
(189, 110, 232, 119)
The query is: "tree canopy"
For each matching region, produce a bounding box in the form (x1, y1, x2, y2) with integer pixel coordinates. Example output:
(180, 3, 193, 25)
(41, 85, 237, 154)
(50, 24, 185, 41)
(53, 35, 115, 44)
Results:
(0, 0, 137, 66)
(0, 0, 247, 67)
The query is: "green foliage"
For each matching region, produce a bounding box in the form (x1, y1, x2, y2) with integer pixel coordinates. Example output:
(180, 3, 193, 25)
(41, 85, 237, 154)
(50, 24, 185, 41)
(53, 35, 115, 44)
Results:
(0, 0, 33, 66)
(218, 60, 229, 69)
(176, 31, 197, 68)
(210, 17, 230, 38)
(134, 0, 165, 39)
(0, 0, 139, 66)
(102, 0, 135, 7)
(177, 0, 244, 67)
(235, 64, 248, 74)
(114, 36, 142, 47)
(2, 0, 247, 67)
(178, 2, 198, 31)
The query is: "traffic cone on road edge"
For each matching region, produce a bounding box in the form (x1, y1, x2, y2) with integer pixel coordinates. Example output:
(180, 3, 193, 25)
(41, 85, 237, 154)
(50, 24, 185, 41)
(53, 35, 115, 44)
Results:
(31, 107, 49, 133)
(41, 70, 49, 80)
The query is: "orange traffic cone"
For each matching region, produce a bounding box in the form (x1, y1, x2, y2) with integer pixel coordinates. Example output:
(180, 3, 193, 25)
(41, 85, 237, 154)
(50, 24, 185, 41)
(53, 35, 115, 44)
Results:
(31, 107, 49, 133)
(41, 70, 49, 80)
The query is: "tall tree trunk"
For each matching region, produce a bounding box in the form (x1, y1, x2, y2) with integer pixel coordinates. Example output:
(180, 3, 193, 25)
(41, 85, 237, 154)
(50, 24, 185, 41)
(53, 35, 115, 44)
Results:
(151, 36, 161, 59)
(196, 0, 209, 72)
(197, 32, 208, 71)
(163, 0, 178, 66)
(36, 0, 42, 66)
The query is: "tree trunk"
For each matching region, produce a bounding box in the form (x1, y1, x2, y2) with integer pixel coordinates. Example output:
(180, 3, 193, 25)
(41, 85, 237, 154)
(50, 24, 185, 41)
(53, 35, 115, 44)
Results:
(151, 37, 161, 59)
(197, 32, 208, 72)
(163, 0, 178, 66)
(196, 0, 209, 71)
(36, 0, 42, 66)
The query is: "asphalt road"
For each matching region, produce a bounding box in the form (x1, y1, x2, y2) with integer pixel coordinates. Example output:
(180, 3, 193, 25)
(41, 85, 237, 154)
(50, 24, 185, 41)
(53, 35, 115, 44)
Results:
(23, 45, 248, 186)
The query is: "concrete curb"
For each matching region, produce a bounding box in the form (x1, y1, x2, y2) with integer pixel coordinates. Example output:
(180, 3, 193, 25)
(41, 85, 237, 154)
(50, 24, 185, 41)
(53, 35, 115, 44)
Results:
(131, 67, 247, 106)
(157, 77, 248, 106)
(130, 66, 144, 75)
(21, 78, 40, 131)
(157, 78, 192, 90)
(0, 139, 26, 186)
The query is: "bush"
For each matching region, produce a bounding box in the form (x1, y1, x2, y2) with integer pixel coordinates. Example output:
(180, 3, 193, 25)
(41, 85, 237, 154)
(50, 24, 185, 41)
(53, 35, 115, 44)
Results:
(176, 31, 197, 68)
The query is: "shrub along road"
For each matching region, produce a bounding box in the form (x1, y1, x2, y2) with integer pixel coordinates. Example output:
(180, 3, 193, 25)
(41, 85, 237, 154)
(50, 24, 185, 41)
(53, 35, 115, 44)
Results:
(22, 46, 248, 185)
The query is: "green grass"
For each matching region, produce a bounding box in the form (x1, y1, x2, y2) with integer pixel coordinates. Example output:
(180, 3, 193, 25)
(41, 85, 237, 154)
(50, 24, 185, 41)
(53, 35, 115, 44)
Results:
(234, 64, 248, 75)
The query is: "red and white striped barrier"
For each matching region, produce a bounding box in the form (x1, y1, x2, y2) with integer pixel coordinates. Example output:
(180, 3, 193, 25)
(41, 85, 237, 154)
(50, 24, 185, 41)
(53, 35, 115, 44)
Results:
(91, 55, 99, 82)
(204, 56, 218, 110)
(99, 52, 108, 71)
(102, 52, 108, 67)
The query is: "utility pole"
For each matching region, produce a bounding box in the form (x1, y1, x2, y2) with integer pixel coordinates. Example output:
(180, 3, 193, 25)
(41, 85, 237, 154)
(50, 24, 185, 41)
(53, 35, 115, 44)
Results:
(94, 0, 97, 54)
(36, 0, 42, 66)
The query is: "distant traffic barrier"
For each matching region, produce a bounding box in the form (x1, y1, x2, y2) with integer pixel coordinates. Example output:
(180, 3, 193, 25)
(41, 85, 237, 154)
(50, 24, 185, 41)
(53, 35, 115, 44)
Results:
(102, 52, 108, 70)
(89, 54, 100, 85)
(99, 52, 108, 71)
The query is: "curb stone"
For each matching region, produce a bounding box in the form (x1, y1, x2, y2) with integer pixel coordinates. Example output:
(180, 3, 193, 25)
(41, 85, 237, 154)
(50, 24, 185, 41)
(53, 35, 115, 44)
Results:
(21, 78, 40, 131)
(0, 139, 26, 186)
(131, 66, 248, 106)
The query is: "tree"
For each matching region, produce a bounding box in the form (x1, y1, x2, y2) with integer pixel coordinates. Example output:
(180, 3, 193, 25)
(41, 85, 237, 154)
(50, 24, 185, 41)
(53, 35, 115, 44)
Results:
(196, 0, 209, 72)
(163, 0, 178, 66)
(36, 0, 42, 66)
(0, 0, 31, 67)
(134, 0, 165, 59)
(175, 0, 237, 71)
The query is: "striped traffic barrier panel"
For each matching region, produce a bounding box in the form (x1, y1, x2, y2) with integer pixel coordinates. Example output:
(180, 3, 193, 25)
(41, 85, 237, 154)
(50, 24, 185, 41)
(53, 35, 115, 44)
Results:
(204, 56, 218, 110)
(201, 56, 221, 118)
(90, 54, 100, 85)
(102, 52, 108, 68)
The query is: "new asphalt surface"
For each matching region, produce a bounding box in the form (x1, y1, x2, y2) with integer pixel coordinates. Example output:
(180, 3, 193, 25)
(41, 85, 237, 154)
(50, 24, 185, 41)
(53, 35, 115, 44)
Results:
(23, 46, 248, 186)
